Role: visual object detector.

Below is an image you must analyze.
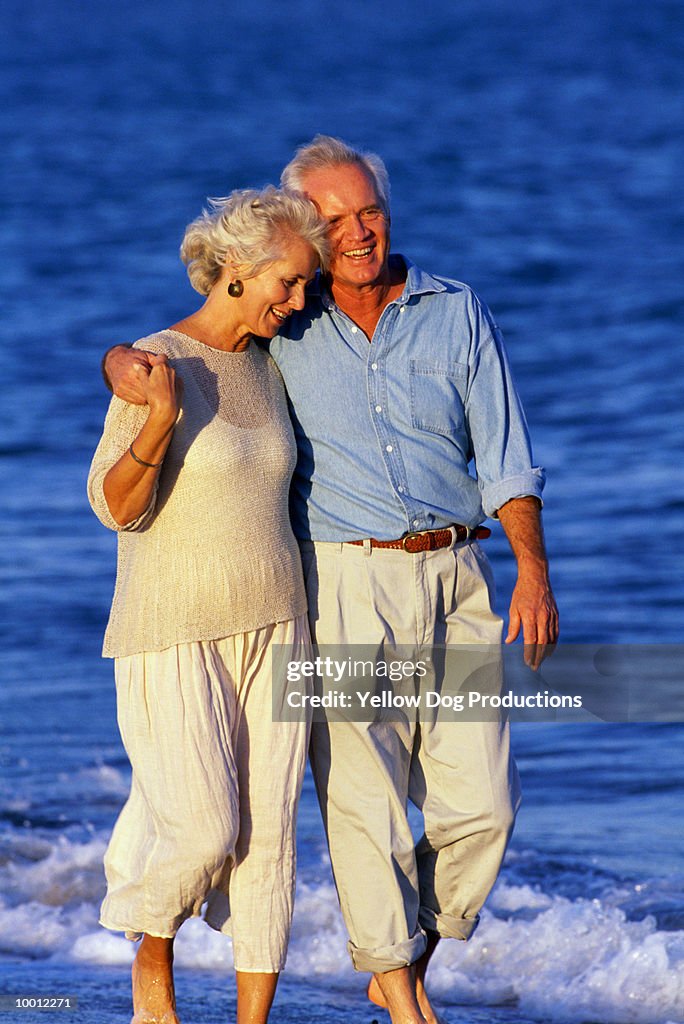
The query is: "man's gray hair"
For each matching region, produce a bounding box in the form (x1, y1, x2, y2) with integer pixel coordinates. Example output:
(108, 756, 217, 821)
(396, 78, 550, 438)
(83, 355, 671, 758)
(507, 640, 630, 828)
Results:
(281, 135, 391, 216)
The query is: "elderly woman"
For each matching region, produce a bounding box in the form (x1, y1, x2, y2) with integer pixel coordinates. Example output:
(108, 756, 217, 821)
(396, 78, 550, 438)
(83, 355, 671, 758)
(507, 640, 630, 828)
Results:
(88, 187, 329, 1024)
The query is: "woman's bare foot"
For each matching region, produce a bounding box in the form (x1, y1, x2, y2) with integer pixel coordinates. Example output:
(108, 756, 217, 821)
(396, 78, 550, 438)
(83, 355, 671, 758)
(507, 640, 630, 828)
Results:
(131, 935, 180, 1024)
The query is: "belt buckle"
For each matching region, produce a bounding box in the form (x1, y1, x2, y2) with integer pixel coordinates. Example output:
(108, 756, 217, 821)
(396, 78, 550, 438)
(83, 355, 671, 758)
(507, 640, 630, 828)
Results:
(401, 529, 432, 552)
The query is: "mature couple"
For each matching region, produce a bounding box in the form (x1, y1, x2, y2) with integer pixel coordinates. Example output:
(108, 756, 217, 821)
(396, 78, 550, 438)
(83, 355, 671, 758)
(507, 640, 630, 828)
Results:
(90, 135, 557, 1024)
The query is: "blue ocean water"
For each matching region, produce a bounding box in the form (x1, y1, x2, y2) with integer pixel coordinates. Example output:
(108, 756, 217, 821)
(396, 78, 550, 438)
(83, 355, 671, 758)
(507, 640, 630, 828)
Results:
(1, 0, 683, 1022)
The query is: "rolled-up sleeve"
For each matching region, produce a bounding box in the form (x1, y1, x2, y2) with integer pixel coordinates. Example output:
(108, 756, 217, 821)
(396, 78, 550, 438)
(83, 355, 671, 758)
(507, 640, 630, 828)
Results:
(87, 397, 159, 532)
(466, 303, 545, 519)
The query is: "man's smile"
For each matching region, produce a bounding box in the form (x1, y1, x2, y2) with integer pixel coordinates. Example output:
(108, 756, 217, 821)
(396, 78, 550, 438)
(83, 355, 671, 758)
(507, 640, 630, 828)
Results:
(342, 245, 375, 260)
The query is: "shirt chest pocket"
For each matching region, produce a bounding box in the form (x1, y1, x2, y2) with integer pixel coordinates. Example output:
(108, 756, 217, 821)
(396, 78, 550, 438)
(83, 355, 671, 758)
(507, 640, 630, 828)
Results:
(409, 360, 468, 438)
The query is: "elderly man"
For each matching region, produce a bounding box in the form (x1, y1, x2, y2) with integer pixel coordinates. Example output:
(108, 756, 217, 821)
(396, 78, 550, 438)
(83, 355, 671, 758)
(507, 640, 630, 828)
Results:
(104, 136, 558, 1024)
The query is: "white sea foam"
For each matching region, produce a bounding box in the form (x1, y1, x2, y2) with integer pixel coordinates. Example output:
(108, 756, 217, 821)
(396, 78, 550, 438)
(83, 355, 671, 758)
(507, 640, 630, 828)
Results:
(0, 899, 98, 958)
(0, 835, 105, 958)
(3, 834, 107, 906)
(2, 835, 683, 1023)
(72, 928, 136, 966)
(285, 880, 353, 979)
(61, 763, 131, 799)
(428, 881, 684, 1023)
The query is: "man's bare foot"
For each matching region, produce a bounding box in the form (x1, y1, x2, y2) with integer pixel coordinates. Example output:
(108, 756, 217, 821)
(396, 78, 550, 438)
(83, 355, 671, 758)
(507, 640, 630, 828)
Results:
(414, 976, 448, 1024)
(367, 973, 388, 1009)
(367, 931, 448, 1024)
(366, 967, 425, 1024)
(367, 976, 447, 1024)
(131, 936, 180, 1024)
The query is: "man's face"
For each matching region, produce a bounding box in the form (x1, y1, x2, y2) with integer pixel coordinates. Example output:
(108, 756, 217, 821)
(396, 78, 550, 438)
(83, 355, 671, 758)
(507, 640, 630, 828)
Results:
(299, 163, 390, 292)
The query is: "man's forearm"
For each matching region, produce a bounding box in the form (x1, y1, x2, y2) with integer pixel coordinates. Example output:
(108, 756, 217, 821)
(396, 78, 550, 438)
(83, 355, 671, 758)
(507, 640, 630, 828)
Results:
(497, 496, 550, 580)
(497, 495, 558, 664)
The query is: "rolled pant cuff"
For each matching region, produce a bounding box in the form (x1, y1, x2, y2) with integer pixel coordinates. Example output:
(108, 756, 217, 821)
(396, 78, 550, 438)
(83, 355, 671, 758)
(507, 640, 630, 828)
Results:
(418, 909, 480, 941)
(348, 929, 427, 973)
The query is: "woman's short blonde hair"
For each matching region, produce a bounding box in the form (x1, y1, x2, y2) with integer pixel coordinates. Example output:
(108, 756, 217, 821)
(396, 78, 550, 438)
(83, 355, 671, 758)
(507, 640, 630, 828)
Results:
(180, 185, 330, 296)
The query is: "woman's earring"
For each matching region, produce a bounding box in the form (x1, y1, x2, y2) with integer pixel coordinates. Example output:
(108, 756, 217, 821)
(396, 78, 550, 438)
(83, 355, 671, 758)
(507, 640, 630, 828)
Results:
(227, 280, 244, 298)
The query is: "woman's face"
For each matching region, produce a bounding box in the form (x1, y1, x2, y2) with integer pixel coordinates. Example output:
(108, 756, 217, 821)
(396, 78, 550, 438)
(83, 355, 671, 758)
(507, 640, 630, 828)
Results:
(234, 236, 319, 338)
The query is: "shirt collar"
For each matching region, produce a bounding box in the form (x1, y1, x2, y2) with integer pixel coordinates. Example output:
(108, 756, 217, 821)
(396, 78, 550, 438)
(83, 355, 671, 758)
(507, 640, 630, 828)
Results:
(312, 255, 448, 312)
(400, 258, 449, 299)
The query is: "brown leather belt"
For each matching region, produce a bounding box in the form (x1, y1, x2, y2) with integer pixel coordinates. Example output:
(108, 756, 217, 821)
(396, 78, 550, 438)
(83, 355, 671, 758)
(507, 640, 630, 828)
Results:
(347, 524, 491, 554)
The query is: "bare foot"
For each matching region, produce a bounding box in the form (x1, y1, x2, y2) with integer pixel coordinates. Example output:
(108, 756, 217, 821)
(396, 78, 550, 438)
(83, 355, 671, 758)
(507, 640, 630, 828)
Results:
(414, 976, 448, 1024)
(131, 938, 180, 1024)
(367, 965, 448, 1024)
(367, 974, 387, 1010)
(366, 968, 425, 1024)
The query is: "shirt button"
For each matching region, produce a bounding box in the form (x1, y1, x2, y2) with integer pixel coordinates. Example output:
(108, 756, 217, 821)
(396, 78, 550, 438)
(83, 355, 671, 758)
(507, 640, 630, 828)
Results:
(386, 444, 393, 453)
(351, 326, 358, 334)
(375, 405, 382, 413)
(371, 362, 378, 371)
(397, 486, 405, 494)
(412, 518, 419, 526)
(400, 306, 405, 313)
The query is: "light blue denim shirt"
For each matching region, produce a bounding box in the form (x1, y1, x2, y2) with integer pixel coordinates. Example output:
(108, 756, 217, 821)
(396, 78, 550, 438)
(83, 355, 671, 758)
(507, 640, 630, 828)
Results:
(267, 257, 544, 542)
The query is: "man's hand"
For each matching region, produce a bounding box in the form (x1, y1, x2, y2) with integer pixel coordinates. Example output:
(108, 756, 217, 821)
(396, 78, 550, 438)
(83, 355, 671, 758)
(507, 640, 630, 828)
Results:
(497, 496, 559, 671)
(103, 345, 154, 404)
(505, 568, 558, 671)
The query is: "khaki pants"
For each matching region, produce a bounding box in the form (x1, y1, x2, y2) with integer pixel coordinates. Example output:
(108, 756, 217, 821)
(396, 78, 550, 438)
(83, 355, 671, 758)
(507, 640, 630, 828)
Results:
(100, 616, 311, 972)
(300, 537, 520, 973)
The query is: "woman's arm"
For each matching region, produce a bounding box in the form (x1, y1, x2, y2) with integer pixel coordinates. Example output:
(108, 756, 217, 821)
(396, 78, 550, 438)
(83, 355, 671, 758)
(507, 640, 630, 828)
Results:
(103, 354, 181, 526)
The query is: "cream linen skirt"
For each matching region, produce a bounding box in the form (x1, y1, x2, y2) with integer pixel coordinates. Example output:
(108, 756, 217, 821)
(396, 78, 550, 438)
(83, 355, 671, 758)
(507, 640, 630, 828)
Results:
(99, 615, 311, 972)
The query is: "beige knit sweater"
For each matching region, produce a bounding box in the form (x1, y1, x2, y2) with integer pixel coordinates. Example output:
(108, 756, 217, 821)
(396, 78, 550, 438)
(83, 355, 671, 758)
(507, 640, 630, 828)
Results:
(88, 330, 307, 658)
